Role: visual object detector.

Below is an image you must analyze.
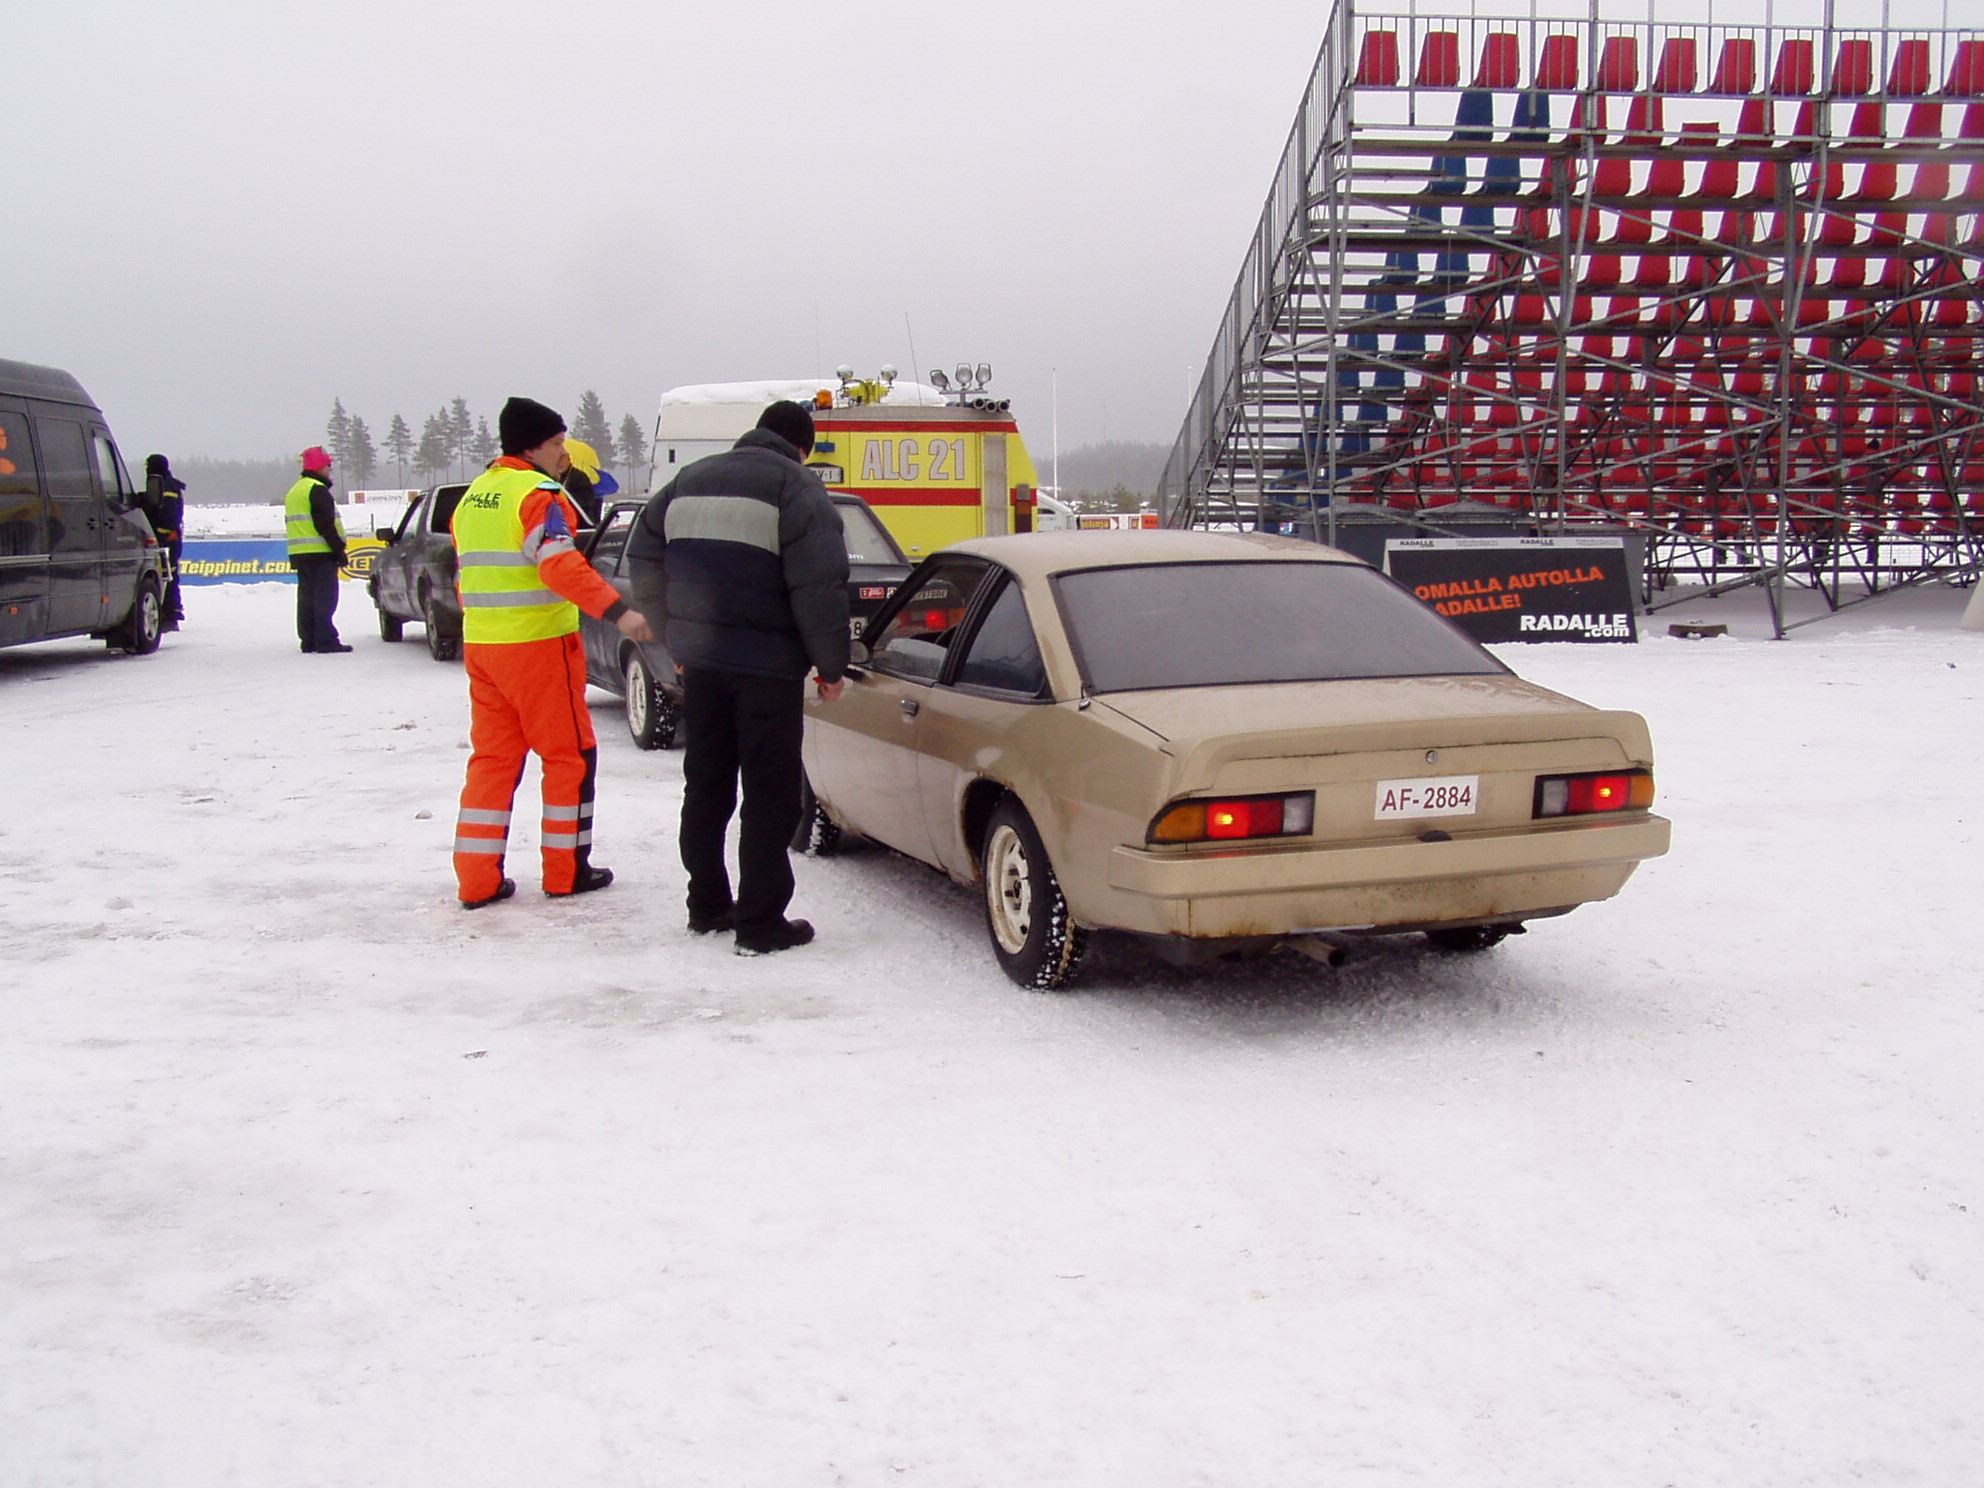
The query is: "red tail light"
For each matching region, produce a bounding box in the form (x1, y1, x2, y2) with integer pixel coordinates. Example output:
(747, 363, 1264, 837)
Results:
(1534, 771, 1654, 818)
(1150, 792, 1315, 844)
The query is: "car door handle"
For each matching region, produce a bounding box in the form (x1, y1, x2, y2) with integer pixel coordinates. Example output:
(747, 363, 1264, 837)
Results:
(899, 698, 919, 718)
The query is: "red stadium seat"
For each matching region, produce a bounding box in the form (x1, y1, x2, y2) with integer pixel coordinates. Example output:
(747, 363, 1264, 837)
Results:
(1417, 32, 1460, 88)
(1597, 36, 1639, 92)
(1534, 35, 1579, 90)
(1889, 38, 1931, 96)
(1772, 39, 1815, 95)
(1653, 37, 1698, 93)
(1832, 39, 1875, 95)
(1474, 33, 1519, 89)
(1711, 37, 1757, 95)
(1948, 41, 1984, 96)
(1356, 30, 1400, 87)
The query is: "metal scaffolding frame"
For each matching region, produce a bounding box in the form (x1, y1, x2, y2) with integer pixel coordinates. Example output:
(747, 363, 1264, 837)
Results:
(1156, 0, 1984, 634)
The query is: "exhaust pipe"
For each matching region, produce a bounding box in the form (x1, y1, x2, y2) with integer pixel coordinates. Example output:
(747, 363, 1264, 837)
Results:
(1289, 935, 1350, 969)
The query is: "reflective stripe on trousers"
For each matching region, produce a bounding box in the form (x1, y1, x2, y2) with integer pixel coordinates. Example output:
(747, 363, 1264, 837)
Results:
(453, 632, 599, 901)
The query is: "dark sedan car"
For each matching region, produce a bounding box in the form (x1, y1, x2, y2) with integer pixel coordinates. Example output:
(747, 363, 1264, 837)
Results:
(577, 493, 913, 749)
(369, 483, 467, 661)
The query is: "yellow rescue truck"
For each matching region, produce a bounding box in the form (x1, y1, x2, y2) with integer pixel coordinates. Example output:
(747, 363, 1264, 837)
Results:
(648, 368, 1042, 559)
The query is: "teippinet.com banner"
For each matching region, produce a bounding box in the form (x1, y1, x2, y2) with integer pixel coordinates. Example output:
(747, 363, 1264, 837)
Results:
(1383, 536, 1637, 644)
(178, 539, 386, 586)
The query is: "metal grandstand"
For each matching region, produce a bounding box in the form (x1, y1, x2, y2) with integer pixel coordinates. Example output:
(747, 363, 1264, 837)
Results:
(1156, 1, 1984, 633)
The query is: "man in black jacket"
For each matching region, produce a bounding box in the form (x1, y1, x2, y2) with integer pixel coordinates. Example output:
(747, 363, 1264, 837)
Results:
(626, 401, 849, 955)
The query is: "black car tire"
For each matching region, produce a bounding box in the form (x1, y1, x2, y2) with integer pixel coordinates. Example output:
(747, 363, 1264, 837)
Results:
(979, 796, 1086, 990)
(110, 576, 163, 655)
(379, 604, 404, 642)
(1426, 925, 1510, 953)
(423, 589, 460, 662)
(791, 770, 842, 857)
(624, 650, 677, 750)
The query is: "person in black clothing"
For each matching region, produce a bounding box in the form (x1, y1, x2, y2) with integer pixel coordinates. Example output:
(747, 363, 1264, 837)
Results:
(626, 401, 850, 955)
(141, 454, 187, 629)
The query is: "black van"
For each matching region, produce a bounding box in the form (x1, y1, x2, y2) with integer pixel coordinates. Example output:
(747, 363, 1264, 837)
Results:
(0, 358, 168, 654)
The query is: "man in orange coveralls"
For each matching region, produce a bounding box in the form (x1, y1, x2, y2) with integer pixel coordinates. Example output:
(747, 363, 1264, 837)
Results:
(451, 396, 653, 909)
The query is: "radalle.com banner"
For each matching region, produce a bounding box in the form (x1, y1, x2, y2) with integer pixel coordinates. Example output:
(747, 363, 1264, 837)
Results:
(1383, 537, 1637, 644)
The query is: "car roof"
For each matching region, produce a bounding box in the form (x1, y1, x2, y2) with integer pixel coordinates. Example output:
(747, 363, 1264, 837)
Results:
(944, 528, 1365, 583)
(0, 358, 98, 409)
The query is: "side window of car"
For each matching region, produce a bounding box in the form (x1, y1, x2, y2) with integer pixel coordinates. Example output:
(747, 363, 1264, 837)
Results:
(92, 434, 132, 507)
(588, 510, 632, 574)
(867, 558, 992, 684)
(396, 494, 426, 541)
(430, 486, 465, 535)
(953, 576, 1047, 698)
(0, 412, 43, 559)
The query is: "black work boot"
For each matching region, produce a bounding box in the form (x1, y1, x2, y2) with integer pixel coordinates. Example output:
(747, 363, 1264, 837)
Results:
(734, 918, 814, 957)
(548, 865, 614, 897)
(688, 905, 736, 935)
(462, 878, 516, 910)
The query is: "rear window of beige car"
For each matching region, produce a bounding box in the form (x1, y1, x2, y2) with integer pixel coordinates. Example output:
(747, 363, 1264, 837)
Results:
(1054, 561, 1506, 693)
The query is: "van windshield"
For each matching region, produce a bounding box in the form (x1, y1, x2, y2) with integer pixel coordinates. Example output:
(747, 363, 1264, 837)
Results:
(1053, 561, 1506, 693)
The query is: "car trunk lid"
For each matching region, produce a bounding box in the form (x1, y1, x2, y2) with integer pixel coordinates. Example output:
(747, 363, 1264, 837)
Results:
(1095, 675, 1655, 846)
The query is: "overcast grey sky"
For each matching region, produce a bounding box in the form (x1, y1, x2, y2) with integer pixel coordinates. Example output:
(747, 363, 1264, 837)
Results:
(6, 0, 1943, 466)
(7, 0, 1344, 464)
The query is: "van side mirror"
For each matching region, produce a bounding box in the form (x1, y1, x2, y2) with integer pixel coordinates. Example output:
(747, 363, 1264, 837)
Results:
(374, 528, 396, 542)
(849, 639, 871, 667)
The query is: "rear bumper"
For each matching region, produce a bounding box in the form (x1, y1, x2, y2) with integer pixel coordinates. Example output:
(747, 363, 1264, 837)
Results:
(1103, 814, 1670, 938)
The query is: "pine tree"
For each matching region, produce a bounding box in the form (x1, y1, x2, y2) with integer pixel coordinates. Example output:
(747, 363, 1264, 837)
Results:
(470, 416, 498, 469)
(448, 398, 473, 480)
(325, 398, 352, 471)
(384, 413, 414, 485)
(415, 412, 450, 483)
(572, 390, 613, 468)
(616, 412, 650, 492)
(347, 416, 378, 487)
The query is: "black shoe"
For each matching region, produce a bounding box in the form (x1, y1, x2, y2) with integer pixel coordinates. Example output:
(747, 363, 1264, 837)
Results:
(548, 865, 614, 897)
(318, 642, 354, 653)
(688, 905, 736, 935)
(735, 918, 814, 956)
(462, 878, 516, 910)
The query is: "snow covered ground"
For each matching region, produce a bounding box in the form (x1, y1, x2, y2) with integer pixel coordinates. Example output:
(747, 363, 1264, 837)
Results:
(3, 580, 1981, 1486)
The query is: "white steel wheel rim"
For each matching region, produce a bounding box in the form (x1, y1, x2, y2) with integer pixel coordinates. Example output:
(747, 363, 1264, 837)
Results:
(626, 657, 649, 734)
(986, 824, 1033, 954)
(138, 589, 159, 643)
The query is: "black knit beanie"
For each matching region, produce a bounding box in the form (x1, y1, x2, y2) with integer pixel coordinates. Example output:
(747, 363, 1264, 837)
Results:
(756, 400, 815, 456)
(499, 397, 566, 455)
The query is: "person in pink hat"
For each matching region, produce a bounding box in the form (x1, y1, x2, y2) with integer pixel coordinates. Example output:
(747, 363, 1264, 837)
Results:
(284, 446, 350, 652)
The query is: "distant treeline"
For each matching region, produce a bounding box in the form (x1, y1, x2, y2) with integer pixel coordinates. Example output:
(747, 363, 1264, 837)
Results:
(1047, 440, 1169, 511)
(173, 456, 305, 505)
(174, 431, 1174, 508)
(323, 391, 649, 490)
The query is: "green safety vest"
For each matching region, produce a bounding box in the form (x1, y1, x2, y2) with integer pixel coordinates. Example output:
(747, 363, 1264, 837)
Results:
(451, 465, 580, 645)
(284, 475, 344, 558)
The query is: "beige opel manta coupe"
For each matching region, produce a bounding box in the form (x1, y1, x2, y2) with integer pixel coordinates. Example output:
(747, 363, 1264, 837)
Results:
(797, 530, 1670, 988)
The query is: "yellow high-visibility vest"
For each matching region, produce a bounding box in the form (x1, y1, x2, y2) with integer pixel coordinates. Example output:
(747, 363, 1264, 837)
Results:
(451, 465, 579, 645)
(284, 476, 343, 558)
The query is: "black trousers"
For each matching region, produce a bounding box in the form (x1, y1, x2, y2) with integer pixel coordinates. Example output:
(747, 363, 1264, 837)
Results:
(679, 667, 805, 936)
(294, 555, 342, 651)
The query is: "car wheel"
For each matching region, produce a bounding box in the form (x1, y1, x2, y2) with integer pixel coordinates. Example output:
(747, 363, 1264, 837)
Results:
(423, 590, 459, 662)
(111, 576, 163, 655)
(791, 770, 841, 856)
(624, 650, 676, 750)
(379, 605, 404, 642)
(1425, 926, 1510, 953)
(980, 797, 1086, 990)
